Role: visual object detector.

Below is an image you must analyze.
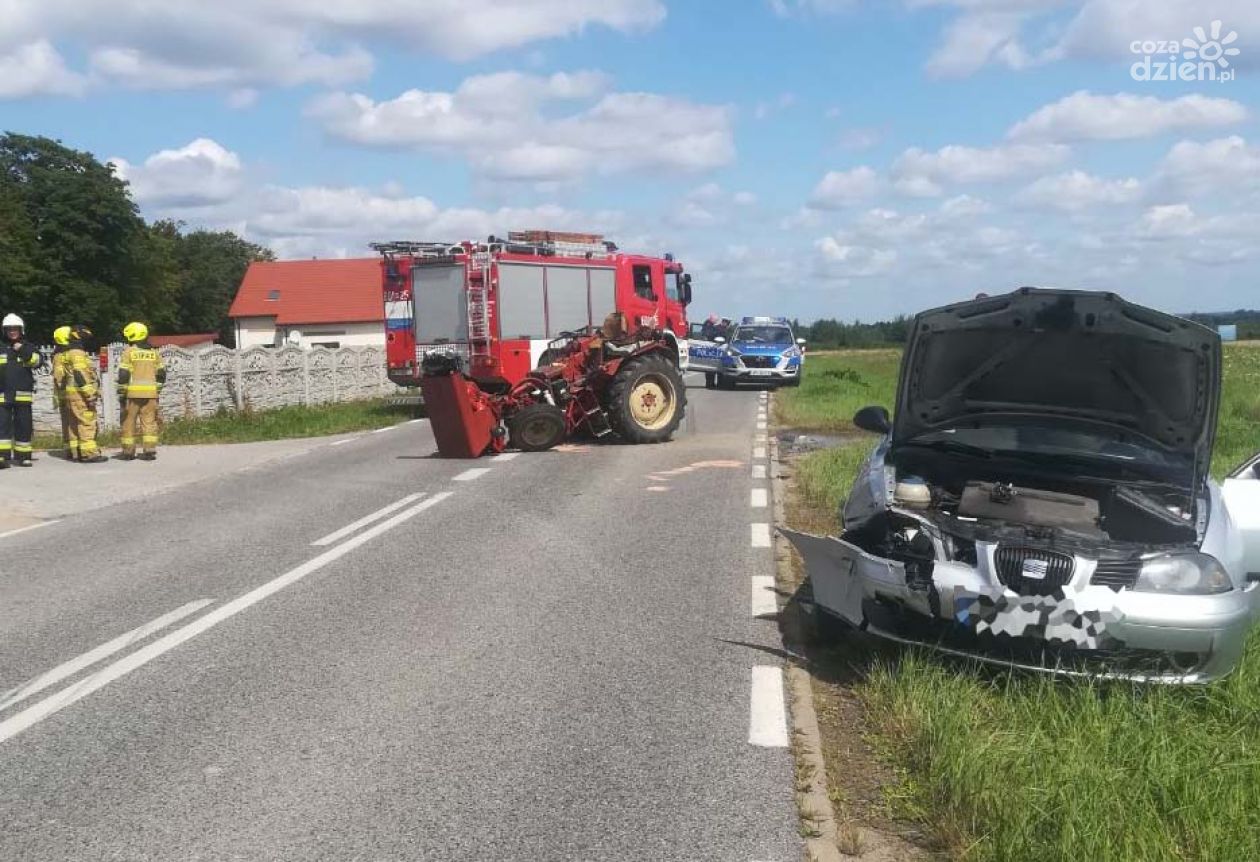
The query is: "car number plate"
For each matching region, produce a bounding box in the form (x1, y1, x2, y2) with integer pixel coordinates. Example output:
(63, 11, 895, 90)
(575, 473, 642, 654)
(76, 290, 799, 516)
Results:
(749, 369, 773, 376)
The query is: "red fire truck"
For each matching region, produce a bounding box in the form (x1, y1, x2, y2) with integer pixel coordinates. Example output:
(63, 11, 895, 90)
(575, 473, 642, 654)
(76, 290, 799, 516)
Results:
(373, 231, 693, 390)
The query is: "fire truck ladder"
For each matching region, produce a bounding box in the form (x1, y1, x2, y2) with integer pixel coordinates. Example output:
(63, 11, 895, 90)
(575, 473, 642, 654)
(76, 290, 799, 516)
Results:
(466, 260, 492, 361)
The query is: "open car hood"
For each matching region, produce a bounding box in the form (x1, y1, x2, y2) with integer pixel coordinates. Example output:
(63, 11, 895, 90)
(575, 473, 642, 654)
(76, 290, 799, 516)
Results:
(894, 288, 1221, 487)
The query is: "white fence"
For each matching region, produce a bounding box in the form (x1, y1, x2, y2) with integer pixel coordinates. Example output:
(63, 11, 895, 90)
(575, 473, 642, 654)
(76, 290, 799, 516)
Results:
(32, 344, 398, 433)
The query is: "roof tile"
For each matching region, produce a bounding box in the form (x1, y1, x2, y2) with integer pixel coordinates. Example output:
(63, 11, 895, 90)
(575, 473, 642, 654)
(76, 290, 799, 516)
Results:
(228, 259, 381, 325)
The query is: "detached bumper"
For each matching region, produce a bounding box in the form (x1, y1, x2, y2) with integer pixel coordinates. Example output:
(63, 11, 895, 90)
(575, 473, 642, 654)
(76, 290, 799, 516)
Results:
(782, 528, 1255, 683)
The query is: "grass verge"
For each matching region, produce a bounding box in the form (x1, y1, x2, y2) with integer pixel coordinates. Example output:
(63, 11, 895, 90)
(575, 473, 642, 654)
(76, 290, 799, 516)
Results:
(35, 398, 421, 450)
(782, 345, 1260, 861)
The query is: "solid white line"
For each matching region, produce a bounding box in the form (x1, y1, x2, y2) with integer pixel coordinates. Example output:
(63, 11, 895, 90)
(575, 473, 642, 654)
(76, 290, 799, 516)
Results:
(453, 467, 492, 482)
(0, 600, 214, 714)
(751, 488, 768, 508)
(372, 425, 396, 434)
(0, 493, 453, 746)
(491, 452, 520, 461)
(311, 493, 426, 547)
(749, 665, 789, 747)
(751, 523, 771, 547)
(406, 418, 426, 424)
(751, 575, 778, 617)
(753, 446, 766, 460)
(0, 519, 63, 541)
(752, 464, 767, 480)
(329, 437, 359, 447)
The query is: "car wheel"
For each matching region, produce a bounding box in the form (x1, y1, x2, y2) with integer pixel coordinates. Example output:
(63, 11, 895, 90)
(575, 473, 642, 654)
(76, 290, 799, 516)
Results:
(704, 372, 717, 390)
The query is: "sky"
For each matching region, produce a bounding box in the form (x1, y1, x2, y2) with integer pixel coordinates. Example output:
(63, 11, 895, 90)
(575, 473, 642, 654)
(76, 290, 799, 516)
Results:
(2, 0, 1259, 322)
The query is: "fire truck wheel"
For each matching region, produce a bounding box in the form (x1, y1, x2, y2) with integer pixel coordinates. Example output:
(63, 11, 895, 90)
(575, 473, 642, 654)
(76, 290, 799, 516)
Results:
(606, 353, 686, 444)
(507, 402, 567, 451)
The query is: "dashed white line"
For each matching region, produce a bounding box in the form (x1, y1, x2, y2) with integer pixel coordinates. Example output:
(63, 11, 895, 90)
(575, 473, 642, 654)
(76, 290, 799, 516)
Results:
(453, 467, 492, 482)
(751, 575, 778, 617)
(491, 452, 520, 461)
(751, 523, 771, 547)
(0, 519, 63, 541)
(752, 464, 767, 480)
(0, 493, 453, 746)
(751, 488, 768, 508)
(755, 434, 767, 444)
(753, 446, 766, 460)
(749, 666, 789, 747)
(756, 421, 767, 431)
(312, 493, 426, 547)
(0, 599, 214, 713)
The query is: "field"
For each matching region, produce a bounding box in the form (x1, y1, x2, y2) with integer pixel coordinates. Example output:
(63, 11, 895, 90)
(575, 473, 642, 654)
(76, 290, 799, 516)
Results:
(777, 346, 1260, 862)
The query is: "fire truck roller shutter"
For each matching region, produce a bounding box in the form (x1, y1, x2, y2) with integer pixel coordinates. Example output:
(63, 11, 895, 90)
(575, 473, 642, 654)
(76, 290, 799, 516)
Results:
(413, 264, 468, 346)
(543, 266, 592, 336)
(589, 267, 616, 322)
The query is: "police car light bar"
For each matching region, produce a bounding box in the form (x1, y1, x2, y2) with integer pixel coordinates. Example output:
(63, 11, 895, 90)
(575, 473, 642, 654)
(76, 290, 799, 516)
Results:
(742, 316, 790, 325)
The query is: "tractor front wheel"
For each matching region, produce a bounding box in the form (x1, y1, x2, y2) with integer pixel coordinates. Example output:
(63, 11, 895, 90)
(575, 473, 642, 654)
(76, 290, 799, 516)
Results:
(606, 353, 686, 444)
(507, 402, 567, 451)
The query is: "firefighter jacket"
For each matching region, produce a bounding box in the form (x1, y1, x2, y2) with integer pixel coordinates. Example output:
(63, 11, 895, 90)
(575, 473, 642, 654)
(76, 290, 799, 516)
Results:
(57, 345, 99, 401)
(117, 343, 166, 399)
(51, 346, 67, 406)
(0, 341, 42, 404)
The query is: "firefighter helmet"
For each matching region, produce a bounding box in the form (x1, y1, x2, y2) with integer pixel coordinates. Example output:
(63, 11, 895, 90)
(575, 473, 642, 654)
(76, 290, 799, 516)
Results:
(72, 324, 93, 343)
(53, 326, 72, 346)
(2, 313, 24, 331)
(123, 321, 149, 343)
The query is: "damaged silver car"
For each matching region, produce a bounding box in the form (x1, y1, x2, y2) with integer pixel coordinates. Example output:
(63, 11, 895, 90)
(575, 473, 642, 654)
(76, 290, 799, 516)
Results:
(784, 288, 1260, 682)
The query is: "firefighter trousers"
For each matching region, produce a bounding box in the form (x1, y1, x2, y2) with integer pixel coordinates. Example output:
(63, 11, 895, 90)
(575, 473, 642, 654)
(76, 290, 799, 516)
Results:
(58, 399, 75, 459)
(65, 394, 100, 459)
(0, 401, 33, 463)
(121, 398, 159, 454)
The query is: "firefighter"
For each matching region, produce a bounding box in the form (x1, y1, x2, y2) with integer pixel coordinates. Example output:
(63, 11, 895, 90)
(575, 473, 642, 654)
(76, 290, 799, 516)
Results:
(0, 313, 43, 468)
(51, 326, 74, 459)
(117, 322, 165, 461)
(64, 325, 106, 463)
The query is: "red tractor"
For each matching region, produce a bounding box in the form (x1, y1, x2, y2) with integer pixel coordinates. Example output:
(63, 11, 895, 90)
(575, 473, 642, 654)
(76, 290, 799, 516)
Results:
(420, 314, 686, 458)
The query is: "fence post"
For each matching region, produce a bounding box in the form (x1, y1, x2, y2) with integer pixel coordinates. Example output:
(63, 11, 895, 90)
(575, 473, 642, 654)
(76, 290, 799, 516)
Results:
(234, 350, 245, 410)
(192, 351, 203, 416)
(331, 349, 339, 403)
(303, 350, 311, 407)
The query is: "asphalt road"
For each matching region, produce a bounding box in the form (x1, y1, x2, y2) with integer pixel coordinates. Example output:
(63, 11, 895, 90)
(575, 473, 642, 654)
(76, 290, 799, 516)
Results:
(0, 379, 798, 862)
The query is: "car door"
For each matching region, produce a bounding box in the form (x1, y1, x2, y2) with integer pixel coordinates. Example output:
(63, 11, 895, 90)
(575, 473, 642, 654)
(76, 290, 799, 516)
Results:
(1223, 453, 1260, 581)
(687, 322, 722, 372)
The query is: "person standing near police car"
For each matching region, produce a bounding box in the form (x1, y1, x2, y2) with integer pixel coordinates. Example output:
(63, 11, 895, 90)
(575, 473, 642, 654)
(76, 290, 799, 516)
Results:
(117, 322, 165, 460)
(0, 313, 43, 468)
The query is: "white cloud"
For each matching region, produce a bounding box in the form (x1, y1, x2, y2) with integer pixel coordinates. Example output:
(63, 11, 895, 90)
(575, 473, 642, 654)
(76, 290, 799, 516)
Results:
(753, 91, 797, 120)
(939, 194, 992, 217)
(1018, 170, 1142, 211)
(815, 238, 898, 277)
(1056, 1, 1260, 67)
(1135, 203, 1202, 239)
(924, 11, 1033, 77)
(768, 0, 854, 17)
(110, 138, 244, 207)
(1157, 136, 1260, 196)
(892, 142, 1070, 192)
(310, 75, 734, 182)
(733, 191, 758, 206)
(1008, 91, 1249, 143)
(837, 127, 883, 150)
(808, 166, 880, 208)
(0, 0, 666, 96)
(0, 40, 86, 98)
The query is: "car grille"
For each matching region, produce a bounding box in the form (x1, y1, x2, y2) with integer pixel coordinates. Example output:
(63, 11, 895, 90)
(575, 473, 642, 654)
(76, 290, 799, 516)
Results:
(741, 355, 778, 369)
(1091, 558, 1142, 590)
(994, 546, 1075, 595)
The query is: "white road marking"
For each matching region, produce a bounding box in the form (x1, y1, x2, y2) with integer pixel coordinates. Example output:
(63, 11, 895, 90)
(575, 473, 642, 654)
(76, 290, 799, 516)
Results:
(406, 418, 426, 424)
(751, 575, 778, 617)
(755, 434, 767, 444)
(329, 437, 360, 447)
(756, 421, 767, 431)
(0, 600, 214, 714)
(751, 488, 768, 508)
(491, 452, 520, 461)
(0, 519, 63, 541)
(753, 446, 766, 460)
(311, 493, 426, 547)
(646, 486, 669, 492)
(0, 493, 453, 746)
(752, 464, 767, 480)
(751, 523, 771, 547)
(453, 467, 492, 482)
(749, 666, 789, 747)
(372, 425, 396, 434)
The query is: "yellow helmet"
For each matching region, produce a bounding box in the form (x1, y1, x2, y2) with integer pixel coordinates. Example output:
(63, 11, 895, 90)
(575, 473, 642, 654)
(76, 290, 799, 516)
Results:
(53, 326, 72, 346)
(123, 321, 149, 343)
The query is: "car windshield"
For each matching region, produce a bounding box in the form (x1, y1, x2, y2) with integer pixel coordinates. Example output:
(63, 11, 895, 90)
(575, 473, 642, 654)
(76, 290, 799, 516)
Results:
(732, 326, 792, 344)
(911, 425, 1189, 470)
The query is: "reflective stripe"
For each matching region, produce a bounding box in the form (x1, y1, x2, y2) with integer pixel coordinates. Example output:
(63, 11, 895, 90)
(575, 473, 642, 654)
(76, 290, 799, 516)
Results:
(14, 394, 33, 403)
(119, 436, 135, 445)
(126, 385, 158, 394)
(141, 436, 159, 444)
(13, 444, 32, 453)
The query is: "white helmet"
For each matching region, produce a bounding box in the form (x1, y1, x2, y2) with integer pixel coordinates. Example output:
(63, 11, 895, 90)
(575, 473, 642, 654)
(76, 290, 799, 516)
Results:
(1, 313, 23, 331)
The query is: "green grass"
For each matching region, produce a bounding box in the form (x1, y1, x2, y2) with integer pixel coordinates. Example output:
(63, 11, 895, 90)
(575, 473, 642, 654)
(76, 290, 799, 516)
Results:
(783, 343, 1260, 861)
(35, 398, 421, 450)
(775, 350, 900, 432)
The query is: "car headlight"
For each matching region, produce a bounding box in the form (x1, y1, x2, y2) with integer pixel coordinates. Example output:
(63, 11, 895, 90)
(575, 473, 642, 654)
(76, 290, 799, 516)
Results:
(1133, 552, 1233, 594)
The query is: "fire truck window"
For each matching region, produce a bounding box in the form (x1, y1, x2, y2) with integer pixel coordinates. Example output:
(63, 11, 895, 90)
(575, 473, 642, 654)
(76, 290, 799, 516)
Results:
(633, 265, 655, 300)
(665, 273, 680, 302)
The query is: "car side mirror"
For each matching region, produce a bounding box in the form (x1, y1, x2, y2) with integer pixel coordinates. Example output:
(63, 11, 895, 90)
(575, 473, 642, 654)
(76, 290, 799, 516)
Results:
(714, 336, 726, 345)
(853, 405, 892, 434)
(796, 338, 806, 346)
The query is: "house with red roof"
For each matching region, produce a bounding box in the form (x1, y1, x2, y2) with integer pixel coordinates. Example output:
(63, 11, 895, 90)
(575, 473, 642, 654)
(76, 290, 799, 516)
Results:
(227, 259, 382, 349)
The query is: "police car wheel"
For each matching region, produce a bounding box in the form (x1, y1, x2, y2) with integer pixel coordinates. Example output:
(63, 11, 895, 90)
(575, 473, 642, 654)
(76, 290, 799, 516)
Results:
(704, 373, 716, 389)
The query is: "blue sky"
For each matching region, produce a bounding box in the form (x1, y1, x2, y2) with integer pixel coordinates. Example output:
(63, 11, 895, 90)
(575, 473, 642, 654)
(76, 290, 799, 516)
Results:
(3, 0, 1259, 322)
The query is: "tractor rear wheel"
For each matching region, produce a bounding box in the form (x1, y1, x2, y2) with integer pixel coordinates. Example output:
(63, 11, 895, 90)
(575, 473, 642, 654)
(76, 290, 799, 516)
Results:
(605, 353, 685, 444)
(507, 402, 567, 451)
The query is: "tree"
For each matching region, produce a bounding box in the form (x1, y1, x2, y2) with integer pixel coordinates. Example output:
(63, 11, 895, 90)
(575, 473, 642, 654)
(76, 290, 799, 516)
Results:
(167, 225, 274, 345)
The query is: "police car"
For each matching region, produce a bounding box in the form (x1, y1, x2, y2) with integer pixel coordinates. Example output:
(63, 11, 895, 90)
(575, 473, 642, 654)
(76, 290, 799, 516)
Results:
(687, 316, 805, 389)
